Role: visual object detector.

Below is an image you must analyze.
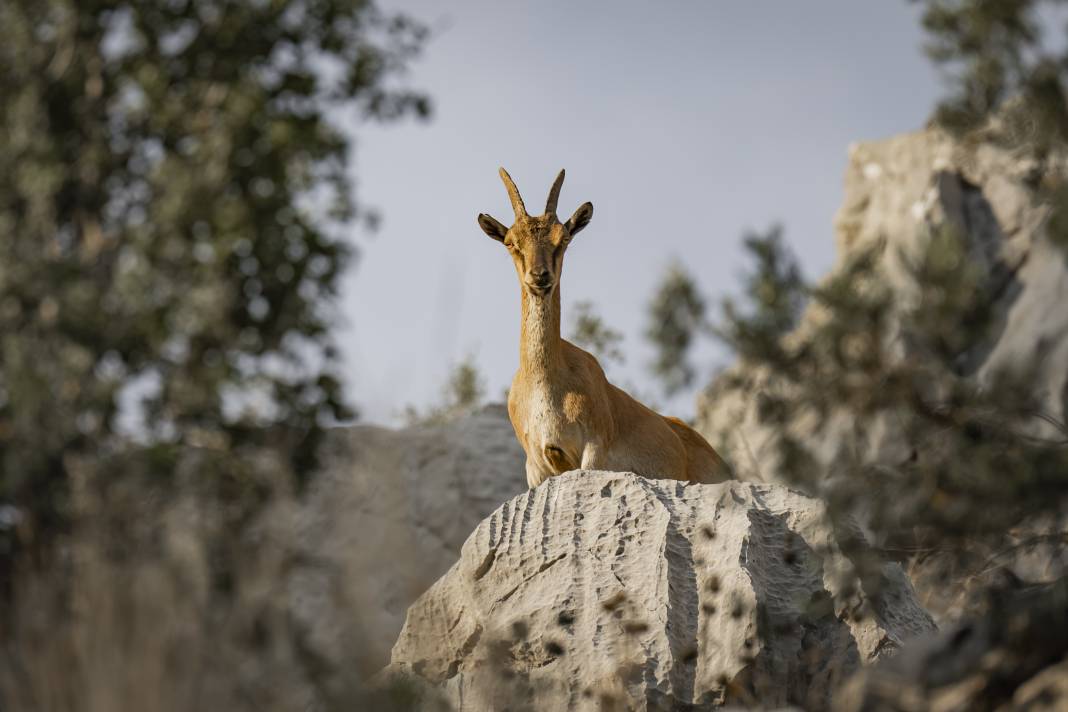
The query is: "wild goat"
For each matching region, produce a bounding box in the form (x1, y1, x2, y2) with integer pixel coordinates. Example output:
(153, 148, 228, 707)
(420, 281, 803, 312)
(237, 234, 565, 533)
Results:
(477, 168, 731, 488)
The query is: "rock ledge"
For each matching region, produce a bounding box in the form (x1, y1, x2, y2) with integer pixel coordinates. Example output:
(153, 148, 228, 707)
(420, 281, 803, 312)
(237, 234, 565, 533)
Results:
(386, 471, 934, 711)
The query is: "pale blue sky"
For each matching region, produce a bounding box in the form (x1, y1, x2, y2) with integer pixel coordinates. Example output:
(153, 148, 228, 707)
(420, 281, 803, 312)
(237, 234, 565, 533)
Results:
(340, 1, 943, 424)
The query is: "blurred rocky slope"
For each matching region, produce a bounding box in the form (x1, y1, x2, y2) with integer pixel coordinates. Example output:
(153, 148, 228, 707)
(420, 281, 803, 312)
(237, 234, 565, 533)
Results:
(1, 406, 526, 711)
(289, 404, 526, 678)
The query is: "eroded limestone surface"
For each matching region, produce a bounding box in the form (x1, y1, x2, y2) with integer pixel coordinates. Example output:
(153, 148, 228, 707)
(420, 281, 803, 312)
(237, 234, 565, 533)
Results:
(386, 471, 934, 711)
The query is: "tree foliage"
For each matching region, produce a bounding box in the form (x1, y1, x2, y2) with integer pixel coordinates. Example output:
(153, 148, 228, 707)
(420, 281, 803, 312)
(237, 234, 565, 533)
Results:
(569, 300, 624, 368)
(405, 355, 486, 426)
(919, 0, 1068, 144)
(0, 1, 430, 707)
(703, 3, 1068, 630)
(0, 0, 427, 564)
(717, 228, 1068, 545)
(644, 261, 708, 397)
(637, 5, 1068, 641)
(715, 225, 806, 368)
(644, 229, 803, 400)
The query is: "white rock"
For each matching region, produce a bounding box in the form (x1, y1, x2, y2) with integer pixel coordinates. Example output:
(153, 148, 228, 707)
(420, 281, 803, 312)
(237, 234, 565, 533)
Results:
(698, 125, 1068, 492)
(695, 126, 1068, 621)
(386, 471, 934, 711)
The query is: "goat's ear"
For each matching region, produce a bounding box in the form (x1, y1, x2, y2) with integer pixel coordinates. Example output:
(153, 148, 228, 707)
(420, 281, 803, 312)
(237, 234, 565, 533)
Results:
(477, 213, 509, 243)
(565, 202, 593, 237)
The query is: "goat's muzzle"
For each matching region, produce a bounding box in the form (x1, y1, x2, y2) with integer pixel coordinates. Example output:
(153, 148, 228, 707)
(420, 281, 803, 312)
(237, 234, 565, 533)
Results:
(526, 270, 555, 295)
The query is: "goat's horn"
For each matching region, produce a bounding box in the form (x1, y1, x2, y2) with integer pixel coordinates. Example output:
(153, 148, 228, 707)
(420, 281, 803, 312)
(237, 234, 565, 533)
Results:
(545, 169, 565, 216)
(499, 167, 527, 219)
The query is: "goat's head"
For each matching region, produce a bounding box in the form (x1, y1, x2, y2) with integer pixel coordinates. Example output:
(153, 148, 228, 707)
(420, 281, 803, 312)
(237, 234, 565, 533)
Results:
(477, 168, 593, 298)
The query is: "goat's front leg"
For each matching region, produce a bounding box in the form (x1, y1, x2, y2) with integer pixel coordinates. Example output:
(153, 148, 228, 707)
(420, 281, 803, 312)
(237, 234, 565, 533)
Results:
(580, 440, 611, 471)
(525, 457, 551, 489)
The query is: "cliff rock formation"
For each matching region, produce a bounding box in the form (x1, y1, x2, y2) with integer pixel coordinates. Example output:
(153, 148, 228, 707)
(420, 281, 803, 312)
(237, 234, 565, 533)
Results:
(288, 404, 526, 678)
(697, 126, 1067, 486)
(694, 127, 1068, 618)
(385, 471, 934, 711)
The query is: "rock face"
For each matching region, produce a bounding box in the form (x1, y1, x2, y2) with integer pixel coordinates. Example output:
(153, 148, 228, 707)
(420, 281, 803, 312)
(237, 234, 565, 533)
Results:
(386, 471, 934, 711)
(696, 126, 1068, 486)
(287, 404, 526, 678)
(693, 127, 1068, 619)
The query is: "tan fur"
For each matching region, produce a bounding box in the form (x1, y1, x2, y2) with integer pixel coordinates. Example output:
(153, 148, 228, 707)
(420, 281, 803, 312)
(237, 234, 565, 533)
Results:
(478, 168, 732, 489)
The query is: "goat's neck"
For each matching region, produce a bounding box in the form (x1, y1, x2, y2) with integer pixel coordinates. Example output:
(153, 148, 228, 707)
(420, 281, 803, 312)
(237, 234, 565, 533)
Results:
(519, 286, 562, 380)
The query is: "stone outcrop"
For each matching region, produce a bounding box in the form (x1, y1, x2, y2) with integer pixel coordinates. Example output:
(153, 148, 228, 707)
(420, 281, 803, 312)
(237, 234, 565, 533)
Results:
(287, 404, 526, 678)
(693, 127, 1068, 619)
(384, 471, 934, 711)
(696, 126, 1068, 487)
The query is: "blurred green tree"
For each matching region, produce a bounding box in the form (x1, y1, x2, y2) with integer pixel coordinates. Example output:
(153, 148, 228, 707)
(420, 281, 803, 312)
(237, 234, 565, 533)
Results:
(645, 231, 802, 400)
(405, 354, 486, 425)
(715, 225, 806, 368)
(0, 0, 428, 565)
(569, 300, 624, 369)
(918, 0, 1068, 143)
(918, 0, 1068, 251)
(640, 4, 1068, 644)
(645, 261, 707, 397)
(697, 5, 1068, 657)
